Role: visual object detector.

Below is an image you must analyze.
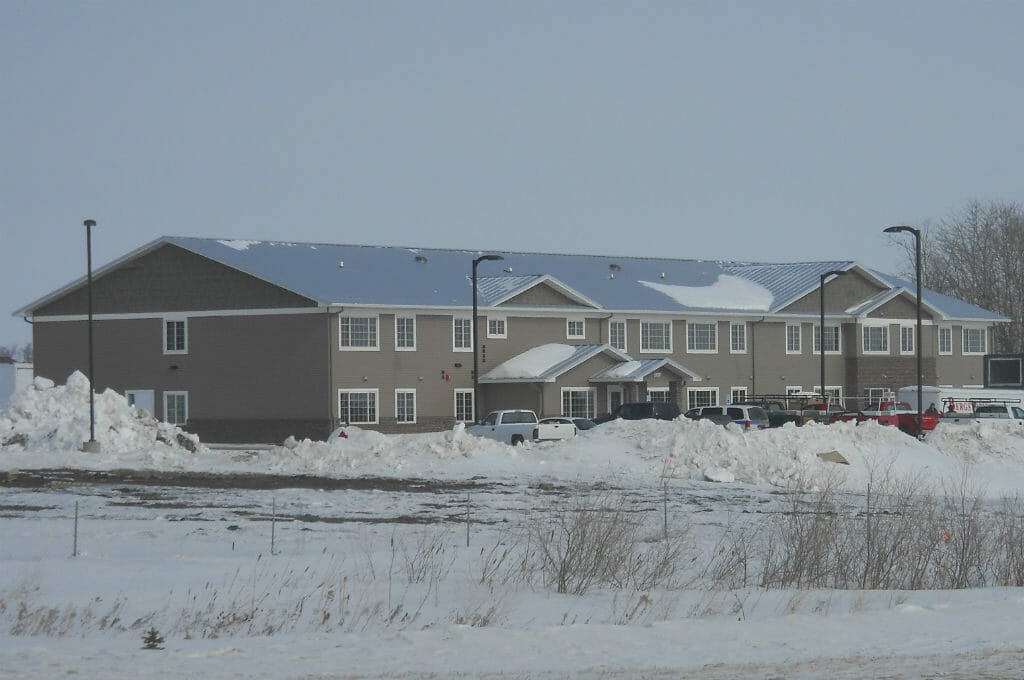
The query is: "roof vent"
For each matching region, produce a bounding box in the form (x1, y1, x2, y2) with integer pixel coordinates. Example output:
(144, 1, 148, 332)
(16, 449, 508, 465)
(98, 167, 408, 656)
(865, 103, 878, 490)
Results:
(338, 260, 345, 269)
(415, 255, 428, 264)
(659, 272, 666, 279)
(503, 266, 513, 273)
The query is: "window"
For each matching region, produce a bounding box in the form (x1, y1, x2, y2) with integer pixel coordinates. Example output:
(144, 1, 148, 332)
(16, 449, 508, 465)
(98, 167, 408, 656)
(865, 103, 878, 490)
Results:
(813, 386, 843, 402)
(963, 327, 987, 355)
(687, 387, 719, 409)
(938, 326, 953, 355)
(730, 322, 746, 353)
(338, 389, 379, 424)
(900, 326, 915, 354)
(786, 386, 803, 395)
(686, 321, 716, 353)
(487, 317, 506, 339)
(785, 324, 801, 354)
(566, 318, 585, 339)
(340, 316, 379, 350)
(395, 316, 416, 350)
(395, 389, 416, 424)
(864, 387, 890, 405)
(609, 320, 626, 351)
(561, 387, 596, 418)
(730, 387, 748, 404)
(454, 389, 475, 422)
(646, 387, 670, 402)
(163, 391, 188, 425)
(453, 317, 473, 352)
(813, 325, 841, 353)
(862, 325, 889, 353)
(163, 319, 187, 354)
(641, 320, 672, 352)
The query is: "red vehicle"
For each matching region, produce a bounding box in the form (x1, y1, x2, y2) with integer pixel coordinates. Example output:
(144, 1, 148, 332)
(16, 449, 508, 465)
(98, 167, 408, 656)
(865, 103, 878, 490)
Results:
(858, 401, 941, 436)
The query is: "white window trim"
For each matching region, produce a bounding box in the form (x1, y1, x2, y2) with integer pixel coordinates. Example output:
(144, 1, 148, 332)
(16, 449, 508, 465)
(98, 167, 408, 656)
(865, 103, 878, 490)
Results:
(861, 322, 890, 355)
(813, 324, 842, 355)
(608, 319, 628, 352)
(685, 320, 717, 354)
(729, 386, 749, 404)
(338, 388, 380, 425)
(163, 390, 188, 425)
(561, 386, 597, 418)
(454, 388, 475, 422)
(645, 386, 669, 401)
(452, 316, 473, 353)
(641, 319, 673, 354)
(785, 323, 802, 355)
(962, 327, 987, 356)
(163, 317, 188, 355)
(899, 325, 915, 356)
(486, 316, 507, 339)
(786, 386, 804, 395)
(394, 388, 417, 424)
(812, 385, 844, 400)
(729, 322, 747, 354)
(687, 386, 719, 409)
(566, 317, 586, 340)
(394, 316, 416, 351)
(963, 384, 984, 389)
(938, 326, 953, 355)
(339, 314, 380, 352)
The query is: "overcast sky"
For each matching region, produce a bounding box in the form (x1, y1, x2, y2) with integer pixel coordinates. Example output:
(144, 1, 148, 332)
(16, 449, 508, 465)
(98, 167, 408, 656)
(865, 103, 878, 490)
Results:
(4, 1, 1023, 347)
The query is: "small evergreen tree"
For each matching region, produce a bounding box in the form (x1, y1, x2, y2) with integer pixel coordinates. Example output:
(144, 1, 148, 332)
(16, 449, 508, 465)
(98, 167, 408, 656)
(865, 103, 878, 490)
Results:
(142, 627, 165, 650)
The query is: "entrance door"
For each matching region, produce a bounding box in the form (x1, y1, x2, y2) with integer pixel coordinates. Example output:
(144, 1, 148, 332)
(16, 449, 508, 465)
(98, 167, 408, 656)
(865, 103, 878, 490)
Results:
(125, 389, 155, 415)
(608, 386, 623, 414)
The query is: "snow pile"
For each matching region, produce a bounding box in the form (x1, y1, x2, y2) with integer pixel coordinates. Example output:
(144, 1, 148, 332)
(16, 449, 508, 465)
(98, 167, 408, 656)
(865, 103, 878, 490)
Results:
(0, 371, 204, 454)
(926, 420, 1024, 461)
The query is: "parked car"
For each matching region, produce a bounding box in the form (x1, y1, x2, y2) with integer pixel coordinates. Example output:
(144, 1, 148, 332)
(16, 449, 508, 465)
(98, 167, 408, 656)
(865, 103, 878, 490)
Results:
(734, 397, 807, 427)
(467, 410, 572, 445)
(570, 417, 597, 431)
(938, 400, 1024, 425)
(593, 401, 681, 424)
(685, 405, 769, 430)
(536, 417, 580, 440)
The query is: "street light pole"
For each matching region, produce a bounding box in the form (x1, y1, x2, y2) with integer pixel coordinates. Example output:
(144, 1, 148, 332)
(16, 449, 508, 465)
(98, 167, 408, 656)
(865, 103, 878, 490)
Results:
(819, 269, 847, 424)
(471, 254, 504, 423)
(884, 225, 924, 439)
(83, 219, 100, 453)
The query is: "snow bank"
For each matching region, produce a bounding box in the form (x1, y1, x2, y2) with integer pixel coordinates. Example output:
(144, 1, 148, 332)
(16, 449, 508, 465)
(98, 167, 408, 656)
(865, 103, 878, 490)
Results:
(0, 371, 204, 455)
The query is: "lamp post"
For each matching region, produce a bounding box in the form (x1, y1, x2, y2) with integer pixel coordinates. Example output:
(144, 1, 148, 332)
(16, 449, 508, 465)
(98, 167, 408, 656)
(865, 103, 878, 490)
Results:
(884, 225, 923, 439)
(819, 269, 847, 424)
(83, 219, 101, 453)
(471, 254, 504, 422)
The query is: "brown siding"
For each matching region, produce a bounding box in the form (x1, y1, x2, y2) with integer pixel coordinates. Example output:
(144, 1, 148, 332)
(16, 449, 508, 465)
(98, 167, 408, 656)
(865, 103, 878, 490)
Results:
(781, 270, 887, 314)
(501, 283, 588, 307)
(33, 312, 332, 443)
(36, 244, 317, 316)
(869, 296, 935, 321)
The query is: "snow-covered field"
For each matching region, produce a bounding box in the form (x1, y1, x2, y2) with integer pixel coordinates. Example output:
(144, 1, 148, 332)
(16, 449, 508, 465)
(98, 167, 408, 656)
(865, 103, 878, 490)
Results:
(3, 374, 1024, 678)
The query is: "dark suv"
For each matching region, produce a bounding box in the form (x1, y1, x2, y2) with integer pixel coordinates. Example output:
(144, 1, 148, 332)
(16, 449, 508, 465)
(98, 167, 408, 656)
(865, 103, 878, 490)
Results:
(593, 401, 681, 424)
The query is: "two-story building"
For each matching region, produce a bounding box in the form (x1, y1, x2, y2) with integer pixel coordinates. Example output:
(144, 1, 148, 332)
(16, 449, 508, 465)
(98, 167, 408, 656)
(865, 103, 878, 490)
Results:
(13, 237, 1007, 442)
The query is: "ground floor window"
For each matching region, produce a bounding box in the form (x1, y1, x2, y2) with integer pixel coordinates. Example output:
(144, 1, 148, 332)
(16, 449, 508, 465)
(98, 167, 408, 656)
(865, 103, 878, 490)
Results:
(646, 387, 670, 403)
(163, 391, 188, 425)
(687, 387, 718, 409)
(863, 387, 890, 407)
(730, 387, 748, 404)
(454, 389, 475, 422)
(395, 389, 416, 424)
(339, 389, 379, 424)
(562, 387, 596, 418)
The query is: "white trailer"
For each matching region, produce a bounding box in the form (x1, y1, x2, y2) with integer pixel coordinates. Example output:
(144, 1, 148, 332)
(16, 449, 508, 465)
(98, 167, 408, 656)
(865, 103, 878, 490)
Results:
(898, 385, 1024, 415)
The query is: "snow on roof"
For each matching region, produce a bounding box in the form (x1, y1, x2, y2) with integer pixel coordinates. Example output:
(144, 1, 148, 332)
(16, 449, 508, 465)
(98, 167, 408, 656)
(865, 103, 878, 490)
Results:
(589, 357, 703, 382)
(638, 275, 774, 311)
(483, 344, 578, 380)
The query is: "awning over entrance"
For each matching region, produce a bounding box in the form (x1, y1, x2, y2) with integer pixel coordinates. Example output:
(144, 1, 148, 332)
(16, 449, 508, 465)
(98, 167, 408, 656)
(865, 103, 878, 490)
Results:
(589, 358, 703, 383)
(479, 343, 631, 384)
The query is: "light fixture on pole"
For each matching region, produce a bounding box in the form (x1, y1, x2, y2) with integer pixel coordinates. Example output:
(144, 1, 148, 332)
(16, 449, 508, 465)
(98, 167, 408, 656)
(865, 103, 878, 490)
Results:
(471, 254, 504, 423)
(82, 219, 101, 453)
(819, 269, 847, 424)
(884, 225, 924, 439)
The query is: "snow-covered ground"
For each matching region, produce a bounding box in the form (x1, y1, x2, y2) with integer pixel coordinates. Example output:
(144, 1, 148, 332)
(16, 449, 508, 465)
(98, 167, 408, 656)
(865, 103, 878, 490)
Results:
(3, 374, 1024, 678)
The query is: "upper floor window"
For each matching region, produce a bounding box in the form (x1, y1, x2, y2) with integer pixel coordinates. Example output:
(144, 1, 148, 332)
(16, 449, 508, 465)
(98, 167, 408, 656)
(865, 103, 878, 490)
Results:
(938, 326, 953, 355)
(686, 321, 716, 353)
(487, 317, 507, 339)
(609, 320, 626, 351)
(730, 322, 746, 353)
(163, 318, 188, 355)
(785, 324, 801, 354)
(395, 316, 416, 350)
(641, 320, 672, 352)
(814, 325, 841, 353)
(963, 327, 987, 355)
(340, 316, 379, 350)
(453, 317, 473, 352)
(862, 325, 889, 354)
(900, 326, 915, 354)
(566, 318, 585, 340)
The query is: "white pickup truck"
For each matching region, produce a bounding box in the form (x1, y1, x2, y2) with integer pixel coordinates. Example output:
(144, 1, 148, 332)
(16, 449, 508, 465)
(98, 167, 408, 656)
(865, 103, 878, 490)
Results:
(938, 400, 1024, 425)
(467, 410, 576, 445)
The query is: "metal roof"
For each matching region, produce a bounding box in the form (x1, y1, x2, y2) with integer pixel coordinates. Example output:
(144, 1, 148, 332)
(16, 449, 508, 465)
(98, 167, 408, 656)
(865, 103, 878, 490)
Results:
(589, 358, 703, 383)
